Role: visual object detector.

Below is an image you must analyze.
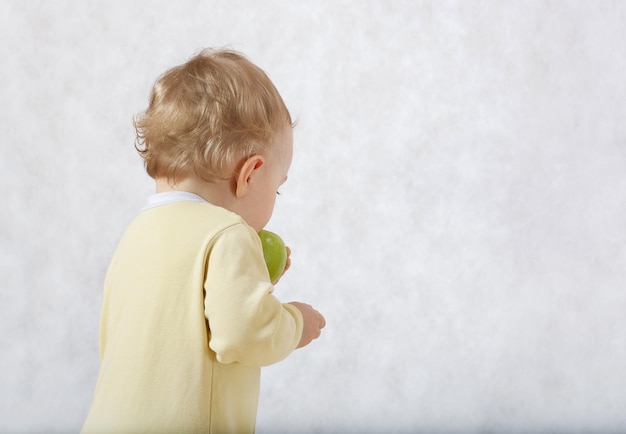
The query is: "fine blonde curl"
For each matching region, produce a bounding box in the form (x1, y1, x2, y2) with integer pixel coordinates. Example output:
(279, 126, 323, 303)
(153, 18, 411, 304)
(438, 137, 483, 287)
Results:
(134, 48, 293, 183)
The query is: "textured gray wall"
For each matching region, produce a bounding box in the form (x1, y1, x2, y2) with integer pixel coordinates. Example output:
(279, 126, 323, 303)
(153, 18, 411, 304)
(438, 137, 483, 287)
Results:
(2, 1, 626, 432)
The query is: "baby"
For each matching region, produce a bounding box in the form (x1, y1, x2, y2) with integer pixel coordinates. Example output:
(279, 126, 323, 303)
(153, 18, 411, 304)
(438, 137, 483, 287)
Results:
(82, 48, 325, 433)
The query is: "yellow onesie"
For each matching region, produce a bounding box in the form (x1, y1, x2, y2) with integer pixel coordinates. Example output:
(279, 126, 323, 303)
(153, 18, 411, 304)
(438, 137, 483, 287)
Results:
(82, 192, 303, 433)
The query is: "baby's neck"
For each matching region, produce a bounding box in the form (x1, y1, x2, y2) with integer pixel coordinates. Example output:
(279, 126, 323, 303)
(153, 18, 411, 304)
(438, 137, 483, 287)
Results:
(155, 176, 233, 209)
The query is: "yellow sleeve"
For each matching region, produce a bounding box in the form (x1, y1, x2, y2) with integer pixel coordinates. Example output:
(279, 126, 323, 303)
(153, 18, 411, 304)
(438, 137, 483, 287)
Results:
(204, 223, 303, 366)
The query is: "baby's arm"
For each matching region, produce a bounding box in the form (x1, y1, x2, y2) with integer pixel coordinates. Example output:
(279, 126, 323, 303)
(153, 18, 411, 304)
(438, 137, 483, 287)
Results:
(204, 225, 305, 366)
(287, 302, 326, 348)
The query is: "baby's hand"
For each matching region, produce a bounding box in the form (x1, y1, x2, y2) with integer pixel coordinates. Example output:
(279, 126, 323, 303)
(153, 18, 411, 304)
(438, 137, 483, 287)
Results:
(282, 246, 291, 275)
(288, 301, 326, 349)
(273, 246, 291, 284)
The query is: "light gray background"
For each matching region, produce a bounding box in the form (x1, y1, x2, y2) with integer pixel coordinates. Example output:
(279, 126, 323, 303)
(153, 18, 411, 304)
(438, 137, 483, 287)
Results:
(1, 1, 625, 432)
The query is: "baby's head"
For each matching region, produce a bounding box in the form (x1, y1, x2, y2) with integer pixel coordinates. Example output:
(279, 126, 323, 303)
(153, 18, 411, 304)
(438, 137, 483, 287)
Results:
(134, 48, 293, 184)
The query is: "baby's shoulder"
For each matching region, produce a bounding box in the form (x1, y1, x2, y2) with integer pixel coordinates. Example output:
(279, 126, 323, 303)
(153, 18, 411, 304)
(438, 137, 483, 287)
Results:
(187, 203, 257, 243)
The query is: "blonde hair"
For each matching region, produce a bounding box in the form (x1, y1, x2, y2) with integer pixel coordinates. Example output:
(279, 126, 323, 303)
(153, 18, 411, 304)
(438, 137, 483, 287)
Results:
(134, 48, 292, 182)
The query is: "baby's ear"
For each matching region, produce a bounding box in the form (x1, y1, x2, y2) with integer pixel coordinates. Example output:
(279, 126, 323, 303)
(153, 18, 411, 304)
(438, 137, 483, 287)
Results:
(235, 155, 265, 198)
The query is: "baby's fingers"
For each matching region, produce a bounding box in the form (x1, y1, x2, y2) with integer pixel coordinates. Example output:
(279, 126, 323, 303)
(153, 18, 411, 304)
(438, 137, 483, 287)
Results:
(283, 246, 292, 273)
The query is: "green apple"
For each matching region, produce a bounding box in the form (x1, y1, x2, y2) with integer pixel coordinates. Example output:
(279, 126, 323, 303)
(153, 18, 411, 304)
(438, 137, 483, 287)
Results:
(258, 229, 287, 283)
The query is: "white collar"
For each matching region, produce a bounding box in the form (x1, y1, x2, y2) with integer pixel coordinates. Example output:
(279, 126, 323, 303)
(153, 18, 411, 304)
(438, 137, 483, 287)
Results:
(142, 191, 208, 210)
